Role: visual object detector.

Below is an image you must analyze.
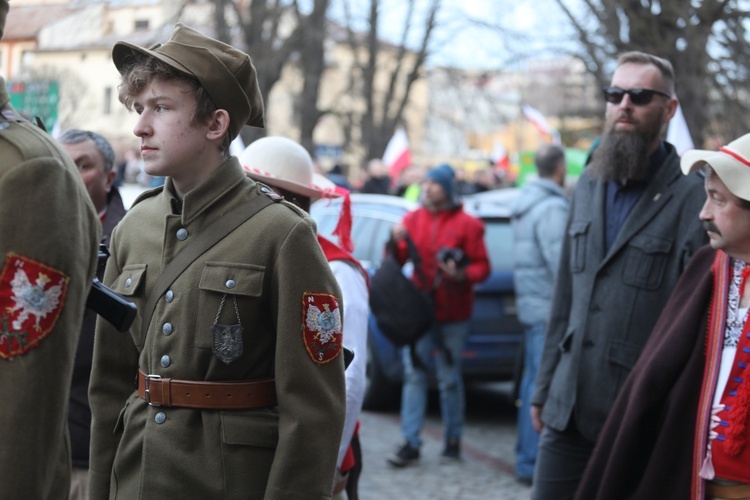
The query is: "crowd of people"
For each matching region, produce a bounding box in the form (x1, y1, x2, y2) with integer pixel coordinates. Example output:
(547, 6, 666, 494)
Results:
(319, 157, 512, 202)
(3, 2, 750, 498)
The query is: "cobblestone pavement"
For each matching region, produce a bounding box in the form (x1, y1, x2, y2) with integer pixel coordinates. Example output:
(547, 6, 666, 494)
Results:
(356, 384, 532, 500)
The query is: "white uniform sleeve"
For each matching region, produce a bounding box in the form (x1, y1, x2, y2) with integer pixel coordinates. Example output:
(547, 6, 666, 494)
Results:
(329, 260, 369, 467)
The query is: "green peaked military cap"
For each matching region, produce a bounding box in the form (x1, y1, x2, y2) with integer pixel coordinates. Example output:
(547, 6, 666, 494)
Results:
(112, 23, 265, 139)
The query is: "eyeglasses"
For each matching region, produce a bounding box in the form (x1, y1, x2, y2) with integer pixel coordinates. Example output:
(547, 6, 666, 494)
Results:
(602, 87, 672, 106)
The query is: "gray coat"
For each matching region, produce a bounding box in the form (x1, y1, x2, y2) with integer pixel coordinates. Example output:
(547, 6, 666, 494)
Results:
(531, 143, 707, 441)
(511, 178, 569, 326)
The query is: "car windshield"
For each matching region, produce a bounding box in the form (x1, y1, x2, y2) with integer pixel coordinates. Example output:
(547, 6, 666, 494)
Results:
(314, 212, 397, 268)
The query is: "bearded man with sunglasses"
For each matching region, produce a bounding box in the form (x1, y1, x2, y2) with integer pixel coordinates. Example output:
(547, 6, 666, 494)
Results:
(529, 51, 707, 500)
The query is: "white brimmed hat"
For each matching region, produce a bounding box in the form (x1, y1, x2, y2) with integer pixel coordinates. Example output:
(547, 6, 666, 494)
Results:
(239, 136, 337, 201)
(681, 133, 750, 201)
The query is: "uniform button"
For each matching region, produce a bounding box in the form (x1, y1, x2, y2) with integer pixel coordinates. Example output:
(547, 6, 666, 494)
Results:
(155, 412, 166, 424)
(165, 290, 174, 302)
(260, 186, 271, 193)
(160, 355, 171, 367)
(162, 323, 173, 336)
(176, 228, 189, 240)
(226, 279, 236, 289)
(125, 278, 132, 287)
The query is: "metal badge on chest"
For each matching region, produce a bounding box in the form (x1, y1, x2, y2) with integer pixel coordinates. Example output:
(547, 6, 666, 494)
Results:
(212, 293, 243, 364)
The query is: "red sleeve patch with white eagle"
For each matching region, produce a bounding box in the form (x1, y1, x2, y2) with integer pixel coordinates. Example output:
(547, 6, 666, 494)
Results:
(302, 292, 342, 364)
(0, 253, 69, 359)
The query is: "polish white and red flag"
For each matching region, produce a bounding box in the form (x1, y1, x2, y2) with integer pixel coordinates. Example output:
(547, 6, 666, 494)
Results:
(666, 102, 694, 156)
(491, 141, 511, 171)
(383, 128, 412, 179)
(522, 105, 561, 144)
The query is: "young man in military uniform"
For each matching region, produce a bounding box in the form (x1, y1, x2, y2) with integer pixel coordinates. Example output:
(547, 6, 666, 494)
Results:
(0, 2, 101, 498)
(88, 24, 346, 499)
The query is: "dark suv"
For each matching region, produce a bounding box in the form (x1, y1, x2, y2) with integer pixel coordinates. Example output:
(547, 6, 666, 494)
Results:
(311, 190, 522, 409)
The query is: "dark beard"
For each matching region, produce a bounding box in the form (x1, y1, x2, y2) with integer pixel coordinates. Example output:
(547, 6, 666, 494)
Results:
(589, 110, 665, 182)
(589, 131, 653, 182)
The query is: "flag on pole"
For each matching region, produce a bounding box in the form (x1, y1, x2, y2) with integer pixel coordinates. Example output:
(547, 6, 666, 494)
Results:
(491, 141, 510, 171)
(382, 128, 412, 180)
(522, 105, 561, 144)
(666, 102, 694, 156)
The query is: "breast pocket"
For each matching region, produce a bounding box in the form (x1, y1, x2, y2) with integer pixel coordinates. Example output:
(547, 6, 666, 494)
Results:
(195, 262, 265, 349)
(621, 234, 673, 289)
(111, 264, 147, 347)
(568, 221, 590, 273)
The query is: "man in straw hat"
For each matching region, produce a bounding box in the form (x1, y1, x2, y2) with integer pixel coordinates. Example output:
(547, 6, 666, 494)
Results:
(241, 136, 369, 500)
(0, 2, 100, 498)
(575, 133, 750, 500)
(89, 25, 345, 499)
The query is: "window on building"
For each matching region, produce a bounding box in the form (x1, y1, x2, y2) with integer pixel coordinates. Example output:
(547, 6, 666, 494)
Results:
(134, 19, 149, 30)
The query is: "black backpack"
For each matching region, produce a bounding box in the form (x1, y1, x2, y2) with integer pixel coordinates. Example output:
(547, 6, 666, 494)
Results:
(369, 236, 435, 347)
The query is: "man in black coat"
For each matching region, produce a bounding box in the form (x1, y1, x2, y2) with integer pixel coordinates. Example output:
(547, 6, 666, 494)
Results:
(59, 129, 127, 500)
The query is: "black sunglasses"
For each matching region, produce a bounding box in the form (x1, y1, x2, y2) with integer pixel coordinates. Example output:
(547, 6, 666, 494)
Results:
(602, 87, 672, 106)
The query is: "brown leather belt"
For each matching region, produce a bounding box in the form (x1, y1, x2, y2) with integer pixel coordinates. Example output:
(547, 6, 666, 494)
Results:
(706, 481, 750, 499)
(137, 369, 277, 410)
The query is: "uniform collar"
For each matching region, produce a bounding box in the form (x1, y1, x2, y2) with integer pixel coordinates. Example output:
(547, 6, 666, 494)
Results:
(164, 156, 246, 225)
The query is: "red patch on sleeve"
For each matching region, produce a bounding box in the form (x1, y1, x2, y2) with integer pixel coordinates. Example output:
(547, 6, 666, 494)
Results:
(302, 292, 342, 364)
(0, 253, 69, 359)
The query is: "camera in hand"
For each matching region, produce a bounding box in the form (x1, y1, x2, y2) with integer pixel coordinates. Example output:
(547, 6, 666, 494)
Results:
(437, 247, 469, 268)
(86, 244, 137, 332)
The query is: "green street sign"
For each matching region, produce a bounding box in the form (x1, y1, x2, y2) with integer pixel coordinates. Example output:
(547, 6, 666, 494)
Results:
(7, 80, 59, 130)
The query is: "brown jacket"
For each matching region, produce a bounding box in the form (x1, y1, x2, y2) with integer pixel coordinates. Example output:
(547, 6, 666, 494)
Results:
(0, 81, 100, 499)
(89, 158, 345, 499)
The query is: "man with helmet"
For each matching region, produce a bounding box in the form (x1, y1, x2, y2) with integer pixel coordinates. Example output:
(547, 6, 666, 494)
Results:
(241, 136, 369, 500)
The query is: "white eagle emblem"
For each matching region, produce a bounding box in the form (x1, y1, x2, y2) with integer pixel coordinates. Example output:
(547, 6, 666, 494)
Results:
(9, 269, 63, 332)
(305, 302, 342, 344)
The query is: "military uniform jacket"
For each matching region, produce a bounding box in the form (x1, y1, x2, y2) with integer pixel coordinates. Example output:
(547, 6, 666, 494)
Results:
(531, 143, 707, 441)
(0, 83, 100, 499)
(89, 158, 346, 499)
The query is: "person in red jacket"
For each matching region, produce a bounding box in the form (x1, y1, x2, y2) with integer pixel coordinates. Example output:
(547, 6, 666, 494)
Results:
(387, 163, 491, 467)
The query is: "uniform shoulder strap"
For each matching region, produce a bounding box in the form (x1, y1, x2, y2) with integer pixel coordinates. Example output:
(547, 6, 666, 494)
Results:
(141, 193, 277, 335)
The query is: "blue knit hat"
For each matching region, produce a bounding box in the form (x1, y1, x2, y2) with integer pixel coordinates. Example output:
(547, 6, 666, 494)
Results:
(425, 164, 459, 207)
(425, 164, 456, 199)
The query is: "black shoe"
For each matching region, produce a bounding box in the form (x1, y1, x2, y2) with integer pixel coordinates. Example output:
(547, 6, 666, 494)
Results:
(387, 443, 420, 467)
(441, 438, 461, 462)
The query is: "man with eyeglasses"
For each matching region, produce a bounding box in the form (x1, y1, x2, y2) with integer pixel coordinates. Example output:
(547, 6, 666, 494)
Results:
(529, 51, 707, 499)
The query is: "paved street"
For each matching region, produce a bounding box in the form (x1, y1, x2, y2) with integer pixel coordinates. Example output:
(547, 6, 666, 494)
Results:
(357, 383, 532, 500)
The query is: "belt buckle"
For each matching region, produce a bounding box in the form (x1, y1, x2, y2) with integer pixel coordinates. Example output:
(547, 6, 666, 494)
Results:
(144, 374, 162, 406)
